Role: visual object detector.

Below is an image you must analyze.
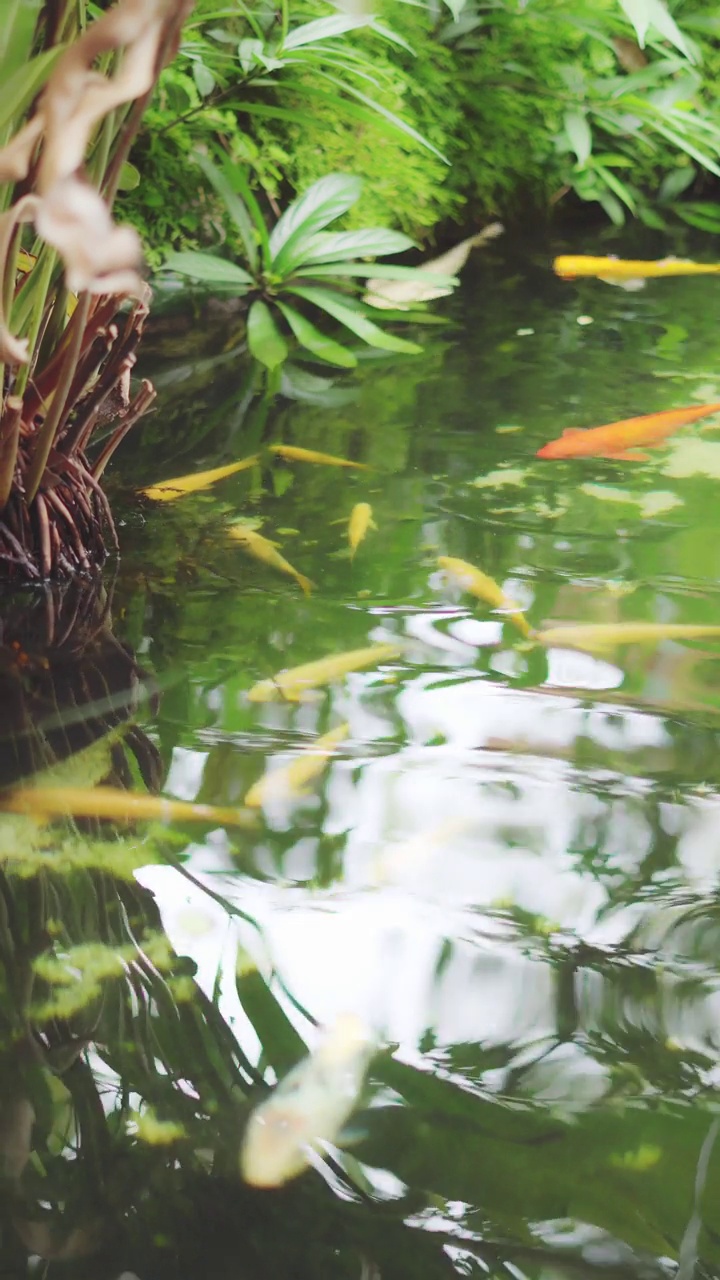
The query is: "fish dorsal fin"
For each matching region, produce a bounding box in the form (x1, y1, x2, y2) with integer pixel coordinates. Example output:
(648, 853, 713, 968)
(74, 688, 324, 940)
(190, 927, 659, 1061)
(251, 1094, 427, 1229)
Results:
(561, 427, 584, 437)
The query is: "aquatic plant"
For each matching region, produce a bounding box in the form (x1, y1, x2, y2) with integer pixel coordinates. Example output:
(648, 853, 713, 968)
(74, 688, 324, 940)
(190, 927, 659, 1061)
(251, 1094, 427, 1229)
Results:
(159, 164, 454, 369)
(0, 0, 193, 582)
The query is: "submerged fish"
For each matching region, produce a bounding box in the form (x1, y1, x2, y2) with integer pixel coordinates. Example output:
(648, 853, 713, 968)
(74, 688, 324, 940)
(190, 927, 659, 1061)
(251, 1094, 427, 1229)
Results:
(536, 622, 720, 651)
(269, 444, 370, 470)
(348, 503, 376, 559)
(365, 223, 504, 310)
(554, 255, 720, 291)
(438, 556, 532, 637)
(536, 402, 720, 461)
(141, 455, 260, 502)
(245, 723, 350, 808)
(240, 1013, 375, 1187)
(0, 785, 256, 828)
(229, 525, 312, 596)
(248, 642, 401, 703)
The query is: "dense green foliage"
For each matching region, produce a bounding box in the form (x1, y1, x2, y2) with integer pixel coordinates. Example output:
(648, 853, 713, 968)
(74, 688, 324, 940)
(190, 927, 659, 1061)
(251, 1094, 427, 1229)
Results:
(119, 0, 720, 269)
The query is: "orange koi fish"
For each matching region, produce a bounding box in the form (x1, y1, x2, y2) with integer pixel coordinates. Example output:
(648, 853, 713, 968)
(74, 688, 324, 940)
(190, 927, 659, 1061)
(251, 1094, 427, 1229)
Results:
(537, 402, 720, 461)
(554, 255, 720, 290)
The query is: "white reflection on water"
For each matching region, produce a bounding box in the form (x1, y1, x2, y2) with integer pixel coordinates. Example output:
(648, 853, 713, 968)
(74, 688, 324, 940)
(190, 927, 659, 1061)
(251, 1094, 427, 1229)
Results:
(136, 614, 720, 1068)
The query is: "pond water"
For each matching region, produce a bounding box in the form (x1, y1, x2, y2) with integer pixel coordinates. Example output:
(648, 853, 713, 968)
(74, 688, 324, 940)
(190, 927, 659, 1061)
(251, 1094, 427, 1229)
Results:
(5, 232, 720, 1278)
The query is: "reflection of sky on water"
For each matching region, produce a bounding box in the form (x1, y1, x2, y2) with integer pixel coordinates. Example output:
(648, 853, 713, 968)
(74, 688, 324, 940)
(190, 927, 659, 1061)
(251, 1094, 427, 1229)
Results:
(139, 609, 720, 1072)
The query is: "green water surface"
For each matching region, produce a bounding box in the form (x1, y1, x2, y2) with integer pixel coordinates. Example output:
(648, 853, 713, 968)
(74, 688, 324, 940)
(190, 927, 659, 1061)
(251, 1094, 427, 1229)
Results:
(6, 234, 720, 1278)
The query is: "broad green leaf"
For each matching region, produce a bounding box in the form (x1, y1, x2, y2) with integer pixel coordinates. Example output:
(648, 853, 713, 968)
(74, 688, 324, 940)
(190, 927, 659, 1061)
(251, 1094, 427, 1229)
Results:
(673, 202, 720, 231)
(292, 228, 415, 267)
(235, 956, 307, 1076)
(564, 110, 592, 165)
(285, 286, 422, 355)
(270, 174, 363, 273)
(118, 161, 141, 192)
(282, 14, 372, 51)
(0, 0, 42, 82)
(303, 264, 458, 285)
(0, 45, 64, 137)
(593, 163, 638, 212)
(658, 166, 695, 202)
(159, 251, 253, 289)
(237, 37, 264, 73)
(194, 151, 260, 274)
(276, 301, 357, 368)
(192, 60, 216, 96)
(247, 300, 288, 369)
(617, 0, 694, 61)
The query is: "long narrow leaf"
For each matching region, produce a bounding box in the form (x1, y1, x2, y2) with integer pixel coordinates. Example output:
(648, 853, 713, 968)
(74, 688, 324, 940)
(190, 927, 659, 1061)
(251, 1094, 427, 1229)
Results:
(219, 156, 272, 270)
(316, 71, 449, 162)
(194, 152, 260, 273)
(282, 13, 372, 51)
(276, 300, 357, 368)
(160, 251, 253, 288)
(0, 46, 64, 137)
(285, 285, 422, 354)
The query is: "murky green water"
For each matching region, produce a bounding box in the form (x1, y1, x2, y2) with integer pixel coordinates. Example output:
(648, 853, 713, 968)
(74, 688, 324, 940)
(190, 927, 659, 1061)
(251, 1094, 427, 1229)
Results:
(5, 234, 720, 1277)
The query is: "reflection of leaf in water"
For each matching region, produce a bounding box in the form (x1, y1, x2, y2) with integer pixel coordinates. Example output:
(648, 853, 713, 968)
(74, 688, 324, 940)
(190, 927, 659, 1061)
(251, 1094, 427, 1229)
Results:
(662, 438, 720, 478)
(580, 483, 683, 518)
(472, 466, 528, 490)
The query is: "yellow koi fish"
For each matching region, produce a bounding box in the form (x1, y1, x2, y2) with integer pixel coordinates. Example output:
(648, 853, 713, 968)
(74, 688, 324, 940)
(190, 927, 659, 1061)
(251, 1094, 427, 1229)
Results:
(554, 255, 720, 292)
(348, 503, 376, 559)
(269, 444, 370, 470)
(245, 723, 350, 808)
(229, 525, 312, 596)
(141, 455, 260, 502)
(240, 1013, 375, 1187)
(364, 223, 504, 310)
(536, 622, 720, 651)
(0, 785, 256, 828)
(438, 556, 532, 637)
(248, 642, 401, 703)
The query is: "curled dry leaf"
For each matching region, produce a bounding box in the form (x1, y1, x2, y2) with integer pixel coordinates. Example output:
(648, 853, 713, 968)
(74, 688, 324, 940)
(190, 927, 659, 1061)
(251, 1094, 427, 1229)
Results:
(35, 178, 143, 295)
(0, 0, 194, 362)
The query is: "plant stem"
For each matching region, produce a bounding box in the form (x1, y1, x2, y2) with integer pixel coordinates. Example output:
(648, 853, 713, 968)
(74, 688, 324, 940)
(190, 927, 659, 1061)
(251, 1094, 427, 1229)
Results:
(25, 292, 91, 504)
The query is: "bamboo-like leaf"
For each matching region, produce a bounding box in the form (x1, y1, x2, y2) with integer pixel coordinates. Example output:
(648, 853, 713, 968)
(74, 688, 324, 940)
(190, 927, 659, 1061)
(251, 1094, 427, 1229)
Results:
(617, 0, 694, 59)
(282, 13, 372, 51)
(247, 299, 288, 368)
(269, 174, 362, 273)
(160, 250, 253, 288)
(285, 285, 422, 354)
(276, 300, 357, 368)
(316, 71, 449, 162)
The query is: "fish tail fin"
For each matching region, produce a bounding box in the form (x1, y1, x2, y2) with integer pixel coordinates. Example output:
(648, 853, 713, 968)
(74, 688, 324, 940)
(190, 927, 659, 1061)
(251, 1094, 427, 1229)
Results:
(296, 573, 314, 596)
(470, 223, 504, 247)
